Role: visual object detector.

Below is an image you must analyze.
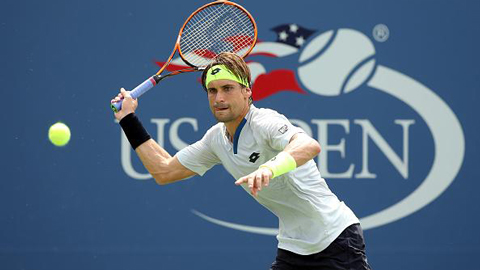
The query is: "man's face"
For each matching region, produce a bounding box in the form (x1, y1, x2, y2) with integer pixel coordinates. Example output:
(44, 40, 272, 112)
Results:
(207, 79, 251, 123)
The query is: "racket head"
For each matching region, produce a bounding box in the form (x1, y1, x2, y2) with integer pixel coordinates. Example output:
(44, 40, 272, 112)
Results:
(177, 1, 257, 68)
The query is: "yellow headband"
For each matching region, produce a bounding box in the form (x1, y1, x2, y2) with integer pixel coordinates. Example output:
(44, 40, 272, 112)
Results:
(205, 64, 249, 88)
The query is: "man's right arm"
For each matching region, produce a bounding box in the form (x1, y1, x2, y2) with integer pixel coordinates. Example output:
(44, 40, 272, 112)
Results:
(112, 88, 196, 185)
(135, 139, 197, 185)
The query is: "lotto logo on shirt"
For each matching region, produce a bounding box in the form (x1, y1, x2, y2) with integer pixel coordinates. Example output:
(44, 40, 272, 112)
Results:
(249, 152, 260, 163)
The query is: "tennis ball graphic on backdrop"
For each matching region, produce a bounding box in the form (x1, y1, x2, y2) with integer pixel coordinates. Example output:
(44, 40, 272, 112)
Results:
(298, 28, 376, 96)
(48, 122, 71, 147)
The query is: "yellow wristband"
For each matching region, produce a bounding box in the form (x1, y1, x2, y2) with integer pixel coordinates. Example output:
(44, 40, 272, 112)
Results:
(259, 152, 297, 178)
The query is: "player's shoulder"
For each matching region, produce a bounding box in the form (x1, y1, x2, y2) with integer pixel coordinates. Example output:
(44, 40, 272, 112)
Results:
(250, 105, 282, 119)
(203, 122, 224, 140)
(249, 106, 288, 126)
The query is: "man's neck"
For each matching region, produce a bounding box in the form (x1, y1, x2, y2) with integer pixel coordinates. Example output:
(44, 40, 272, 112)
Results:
(225, 104, 250, 142)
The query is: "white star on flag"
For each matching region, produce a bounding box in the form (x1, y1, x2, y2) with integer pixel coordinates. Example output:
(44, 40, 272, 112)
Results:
(289, 24, 299, 33)
(271, 23, 316, 48)
(295, 36, 305, 46)
(279, 31, 288, 41)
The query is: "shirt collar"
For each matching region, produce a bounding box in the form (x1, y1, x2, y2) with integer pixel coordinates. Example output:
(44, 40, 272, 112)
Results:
(223, 105, 255, 154)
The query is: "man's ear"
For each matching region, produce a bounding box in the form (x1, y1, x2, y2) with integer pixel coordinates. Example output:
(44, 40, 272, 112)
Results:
(243, 86, 252, 99)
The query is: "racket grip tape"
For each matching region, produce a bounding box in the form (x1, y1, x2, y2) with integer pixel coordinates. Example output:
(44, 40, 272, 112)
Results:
(110, 76, 158, 113)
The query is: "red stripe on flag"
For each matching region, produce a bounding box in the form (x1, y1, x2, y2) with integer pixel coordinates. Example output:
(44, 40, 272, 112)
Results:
(252, 69, 306, 101)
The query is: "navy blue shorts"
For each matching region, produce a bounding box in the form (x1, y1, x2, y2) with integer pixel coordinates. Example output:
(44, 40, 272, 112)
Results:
(270, 223, 372, 270)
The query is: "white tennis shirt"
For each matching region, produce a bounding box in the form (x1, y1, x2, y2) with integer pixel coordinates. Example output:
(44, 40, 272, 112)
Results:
(176, 105, 359, 255)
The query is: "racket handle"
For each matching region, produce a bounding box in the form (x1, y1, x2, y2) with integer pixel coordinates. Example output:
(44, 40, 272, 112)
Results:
(110, 76, 158, 113)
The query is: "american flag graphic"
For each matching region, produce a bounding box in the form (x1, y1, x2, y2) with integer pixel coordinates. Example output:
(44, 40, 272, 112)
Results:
(271, 24, 316, 48)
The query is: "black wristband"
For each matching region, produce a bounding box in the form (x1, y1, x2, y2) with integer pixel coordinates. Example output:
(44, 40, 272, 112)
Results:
(119, 113, 151, 150)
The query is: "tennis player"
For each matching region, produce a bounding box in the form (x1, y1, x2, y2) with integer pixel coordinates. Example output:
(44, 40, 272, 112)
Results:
(111, 52, 371, 270)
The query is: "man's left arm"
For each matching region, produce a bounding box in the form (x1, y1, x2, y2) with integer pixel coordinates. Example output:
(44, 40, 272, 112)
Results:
(235, 133, 321, 196)
(283, 133, 321, 167)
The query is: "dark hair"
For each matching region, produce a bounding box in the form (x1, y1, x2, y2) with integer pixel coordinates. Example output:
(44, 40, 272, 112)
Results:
(201, 53, 252, 103)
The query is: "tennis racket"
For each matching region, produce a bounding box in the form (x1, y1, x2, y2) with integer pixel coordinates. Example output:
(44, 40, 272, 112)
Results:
(110, 0, 258, 112)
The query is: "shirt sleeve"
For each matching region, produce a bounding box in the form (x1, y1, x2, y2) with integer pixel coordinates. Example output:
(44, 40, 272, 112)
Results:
(254, 110, 305, 151)
(175, 129, 221, 176)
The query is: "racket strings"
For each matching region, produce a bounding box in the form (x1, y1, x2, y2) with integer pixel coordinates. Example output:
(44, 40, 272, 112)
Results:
(180, 4, 255, 67)
(183, 5, 236, 46)
(183, 6, 246, 55)
(184, 18, 254, 65)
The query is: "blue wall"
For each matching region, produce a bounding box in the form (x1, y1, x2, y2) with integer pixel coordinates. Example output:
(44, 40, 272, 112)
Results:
(1, 0, 479, 269)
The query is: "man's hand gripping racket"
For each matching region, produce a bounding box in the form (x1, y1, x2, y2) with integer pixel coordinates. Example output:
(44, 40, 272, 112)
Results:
(110, 0, 257, 113)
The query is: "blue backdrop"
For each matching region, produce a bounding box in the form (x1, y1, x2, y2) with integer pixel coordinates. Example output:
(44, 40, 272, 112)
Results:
(1, 0, 479, 269)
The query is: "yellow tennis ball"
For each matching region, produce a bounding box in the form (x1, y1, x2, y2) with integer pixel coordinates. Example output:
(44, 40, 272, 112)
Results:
(48, 122, 71, 147)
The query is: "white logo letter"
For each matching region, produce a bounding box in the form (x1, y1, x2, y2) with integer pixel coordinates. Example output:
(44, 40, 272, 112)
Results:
(311, 119, 355, 178)
(169, 118, 198, 151)
(354, 119, 414, 179)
